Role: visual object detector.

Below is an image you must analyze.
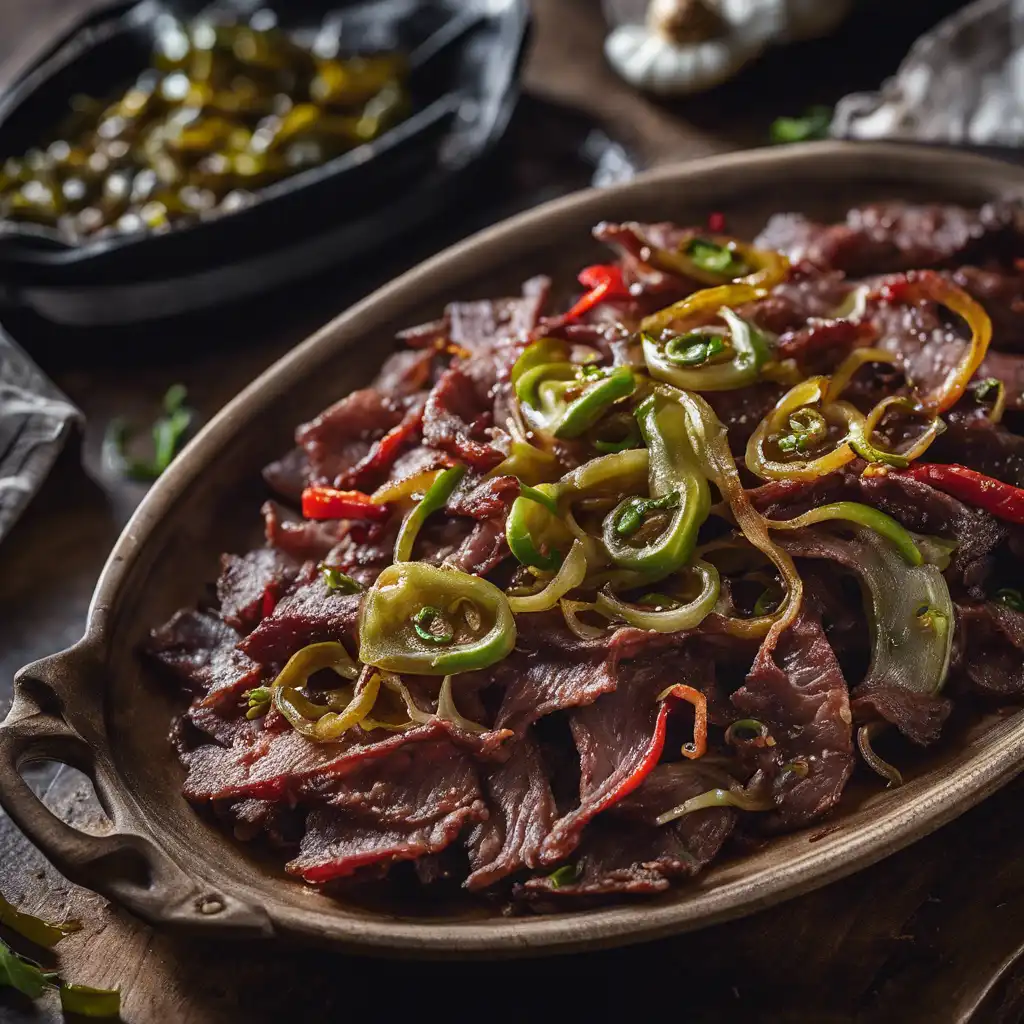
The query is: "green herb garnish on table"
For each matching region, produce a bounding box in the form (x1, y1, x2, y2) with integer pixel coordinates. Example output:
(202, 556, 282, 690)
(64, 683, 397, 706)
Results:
(104, 383, 194, 481)
(771, 105, 833, 144)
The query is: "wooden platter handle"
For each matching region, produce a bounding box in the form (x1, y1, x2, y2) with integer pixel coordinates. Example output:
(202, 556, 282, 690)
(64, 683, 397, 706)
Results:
(0, 651, 272, 938)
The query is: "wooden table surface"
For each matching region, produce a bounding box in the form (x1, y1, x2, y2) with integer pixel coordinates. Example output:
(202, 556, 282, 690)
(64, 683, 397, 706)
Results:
(5, 2, 1024, 1022)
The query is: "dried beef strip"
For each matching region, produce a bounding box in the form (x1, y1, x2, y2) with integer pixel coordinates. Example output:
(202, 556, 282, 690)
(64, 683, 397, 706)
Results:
(538, 651, 713, 865)
(778, 534, 953, 746)
(756, 201, 1024, 276)
(237, 575, 361, 665)
(522, 763, 735, 897)
(955, 601, 1024, 698)
(217, 546, 300, 632)
(422, 367, 504, 472)
(262, 500, 345, 562)
(731, 609, 854, 830)
(750, 467, 1005, 597)
(466, 733, 557, 890)
(148, 608, 262, 708)
(286, 740, 487, 883)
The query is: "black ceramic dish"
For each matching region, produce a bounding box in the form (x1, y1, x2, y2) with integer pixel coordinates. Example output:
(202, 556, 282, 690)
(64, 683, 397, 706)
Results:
(0, 0, 529, 326)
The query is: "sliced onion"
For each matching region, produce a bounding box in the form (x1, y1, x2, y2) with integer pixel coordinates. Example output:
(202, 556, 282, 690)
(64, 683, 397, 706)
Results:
(656, 784, 774, 826)
(594, 559, 719, 632)
(974, 378, 1007, 425)
(828, 347, 898, 399)
(781, 526, 953, 698)
(858, 722, 903, 787)
(371, 469, 442, 505)
(310, 671, 382, 741)
(915, 533, 958, 570)
(507, 539, 587, 613)
(670, 387, 804, 645)
(559, 447, 649, 496)
(360, 672, 434, 732)
(436, 675, 487, 734)
(855, 395, 945, 465)
(559, 598, 606, 640)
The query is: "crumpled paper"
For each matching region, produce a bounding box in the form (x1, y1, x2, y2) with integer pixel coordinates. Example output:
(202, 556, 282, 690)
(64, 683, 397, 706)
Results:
(834, 0, 1024, 146)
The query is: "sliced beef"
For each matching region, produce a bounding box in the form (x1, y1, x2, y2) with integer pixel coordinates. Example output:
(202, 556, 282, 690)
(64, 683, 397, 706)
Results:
(523, 762, 735, 897)
(466, 733, 557, 890)
(731, 609, 854, 830)
(183, 721, 448, 802)
(373, 347, 436, 394)
(148, 609, 262, 707)
(750, 467, 1006, 598)
(704, 383, 784, 452)
(778, 532, 953, 746)
(334, 396, 427, 492)
(950, 265, 1024, 351)
(296, 388, 412, 488)
(286, 740, 487, 883)
(447, 275, 550, 352)
(217, 547, 300, 632)
(756, 201, 1024, 276)
(447, 474, 519, 521)
(538, 650, 713, 865)
(864, 280, 967, 401)
(321, 518, 399, 586)
(775, 317, 877, 365)
(186, 702, 255, 748)
(262, 446, 309, 502)
(444, 517, 509, 577)
(214, 798, 304, 847)
(590, 220, 703, 312)
(851, 683, 953, 747)
(481, 617, 622, 737)
(262, 500, 345, 563)
(742, 267, 853, 336)
(422, 367, 505, 472)
(956, 601, 1024, 698)
(931, 412, 1024, 490)
(237, 576, 361, 665)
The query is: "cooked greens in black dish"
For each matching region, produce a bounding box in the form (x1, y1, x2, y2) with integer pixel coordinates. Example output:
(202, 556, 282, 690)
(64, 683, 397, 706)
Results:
(0, 12, 409, 240)
(149, 198, 1024, 904)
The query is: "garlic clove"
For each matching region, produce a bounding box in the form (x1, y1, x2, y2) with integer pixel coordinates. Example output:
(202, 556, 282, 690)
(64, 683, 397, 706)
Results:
(605, 22, 763, 96)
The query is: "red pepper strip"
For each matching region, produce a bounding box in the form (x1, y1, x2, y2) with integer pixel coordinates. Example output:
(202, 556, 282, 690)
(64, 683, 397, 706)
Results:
(708, 211, 726, 232)
(339, 402, 426, 490)
(898, 463, 1024, 524)
(564, 263, 630, 322)
(301, 487, 391, 521)
(665, 683, 708, 760)
(536, 685, 704, 864)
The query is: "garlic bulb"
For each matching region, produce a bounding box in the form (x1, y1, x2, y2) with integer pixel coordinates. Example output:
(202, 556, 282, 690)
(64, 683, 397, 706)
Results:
(605, 0, 852, 96)
(606, 0, 765, 96)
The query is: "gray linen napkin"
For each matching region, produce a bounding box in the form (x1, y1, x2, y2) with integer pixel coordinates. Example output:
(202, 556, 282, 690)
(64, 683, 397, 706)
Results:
(0, 334, 81, 544)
